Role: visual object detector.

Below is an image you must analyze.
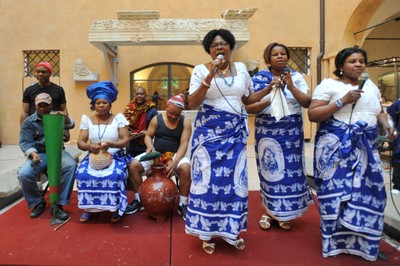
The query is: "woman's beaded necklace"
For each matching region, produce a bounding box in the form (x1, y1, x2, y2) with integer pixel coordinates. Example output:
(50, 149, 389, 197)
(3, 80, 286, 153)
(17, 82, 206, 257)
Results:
(217, 63, 234, 87)
(97, 115, 111, 141)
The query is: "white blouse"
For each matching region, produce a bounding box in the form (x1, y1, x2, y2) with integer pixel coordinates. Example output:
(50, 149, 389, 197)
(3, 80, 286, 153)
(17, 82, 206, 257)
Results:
(312, 78, 381, 126)
(79, 113, 129, 154)
(189, 62, 252, 114)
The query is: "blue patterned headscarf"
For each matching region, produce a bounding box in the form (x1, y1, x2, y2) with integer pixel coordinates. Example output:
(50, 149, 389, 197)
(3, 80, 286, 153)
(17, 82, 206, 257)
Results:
(86, 81, 118, 110)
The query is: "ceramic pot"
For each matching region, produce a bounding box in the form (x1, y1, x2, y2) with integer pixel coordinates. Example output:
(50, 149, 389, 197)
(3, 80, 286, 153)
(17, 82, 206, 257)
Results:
(139, 164, 178, 222)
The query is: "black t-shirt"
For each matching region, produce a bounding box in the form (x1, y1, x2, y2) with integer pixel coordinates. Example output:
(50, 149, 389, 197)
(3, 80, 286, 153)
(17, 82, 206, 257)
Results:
(22, 82, 67, 115)
(154, 114, 184, 154)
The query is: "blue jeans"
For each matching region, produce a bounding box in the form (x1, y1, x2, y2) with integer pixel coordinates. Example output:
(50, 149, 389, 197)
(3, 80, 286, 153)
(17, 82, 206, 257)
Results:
(17, 150, 77, 208)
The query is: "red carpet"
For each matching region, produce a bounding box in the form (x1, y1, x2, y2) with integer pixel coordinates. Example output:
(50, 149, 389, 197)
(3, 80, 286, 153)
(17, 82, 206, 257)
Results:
(0, 192, 399, 265)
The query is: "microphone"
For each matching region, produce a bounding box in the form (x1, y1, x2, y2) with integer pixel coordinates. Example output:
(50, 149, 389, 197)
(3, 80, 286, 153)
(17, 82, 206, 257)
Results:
(357, 72, 369, 91)
(213, 54, 225, 75)
(351, 73, 369, 111)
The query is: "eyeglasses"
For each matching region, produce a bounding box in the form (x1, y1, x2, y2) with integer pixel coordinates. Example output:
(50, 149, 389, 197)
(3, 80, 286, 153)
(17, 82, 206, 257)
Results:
(210, 42, 229, 49)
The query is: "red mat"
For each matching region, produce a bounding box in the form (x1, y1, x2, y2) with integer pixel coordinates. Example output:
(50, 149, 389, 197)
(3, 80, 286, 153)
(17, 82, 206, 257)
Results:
(0, 192, 399, 265)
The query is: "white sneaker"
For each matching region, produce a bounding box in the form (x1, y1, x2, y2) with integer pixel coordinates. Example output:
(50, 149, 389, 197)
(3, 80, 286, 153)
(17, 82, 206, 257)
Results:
(391, 189, 400, 195)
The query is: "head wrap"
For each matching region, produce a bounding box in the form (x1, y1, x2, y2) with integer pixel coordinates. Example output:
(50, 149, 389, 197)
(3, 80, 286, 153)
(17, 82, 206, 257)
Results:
(35, 93, 52, 105)
(86, 81, 118, 110)
(35, 62, 53, 74)
(167, 94, 185, 109)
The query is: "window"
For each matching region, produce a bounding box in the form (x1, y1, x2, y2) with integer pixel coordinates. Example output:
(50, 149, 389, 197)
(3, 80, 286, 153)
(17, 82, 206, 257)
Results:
(287, 47, 310, 75)
(130, 63, 193, 110)
(24, 50, 60, 77)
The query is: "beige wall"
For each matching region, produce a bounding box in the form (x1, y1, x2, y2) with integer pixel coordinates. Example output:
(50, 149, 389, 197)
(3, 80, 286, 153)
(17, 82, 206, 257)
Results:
(1, 0, 399, 145)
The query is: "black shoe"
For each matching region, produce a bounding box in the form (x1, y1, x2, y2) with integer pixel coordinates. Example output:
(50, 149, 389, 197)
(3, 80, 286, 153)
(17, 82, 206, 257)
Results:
(177, 204, 187, 221)
(50, 204, 69, 221)
(30, 199, 46, 218)
(125, 199, 144, 215)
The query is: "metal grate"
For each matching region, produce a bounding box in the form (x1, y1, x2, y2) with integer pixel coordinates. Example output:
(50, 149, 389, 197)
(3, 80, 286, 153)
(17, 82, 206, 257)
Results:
(24, 50, 60, 77)
(288, 47, 310, 75)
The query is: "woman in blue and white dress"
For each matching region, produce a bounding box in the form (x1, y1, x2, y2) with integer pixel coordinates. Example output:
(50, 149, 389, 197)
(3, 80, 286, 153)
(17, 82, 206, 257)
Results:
(246, 42, 313, 232)
(185, 29, 269, 254)
(76, 81, 131, 224)
(308, 46, 396, 261)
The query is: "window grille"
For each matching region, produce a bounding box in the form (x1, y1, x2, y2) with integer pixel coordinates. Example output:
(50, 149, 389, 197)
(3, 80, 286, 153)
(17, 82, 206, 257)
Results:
(288, 47, 310, 75)
(24, 50, 60, 77)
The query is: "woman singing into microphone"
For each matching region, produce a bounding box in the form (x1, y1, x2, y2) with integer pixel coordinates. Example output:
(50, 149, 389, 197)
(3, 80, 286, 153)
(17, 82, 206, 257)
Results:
(185, 28, 268, 255)
(308, 46, 396, 261)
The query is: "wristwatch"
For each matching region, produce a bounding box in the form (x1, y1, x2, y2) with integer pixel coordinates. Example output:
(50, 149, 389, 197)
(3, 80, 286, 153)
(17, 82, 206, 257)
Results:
(335, 99, 343, 109)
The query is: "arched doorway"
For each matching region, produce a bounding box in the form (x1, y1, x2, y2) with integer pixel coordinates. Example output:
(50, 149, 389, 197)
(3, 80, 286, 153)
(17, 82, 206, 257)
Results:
(130, 62, 193, 110)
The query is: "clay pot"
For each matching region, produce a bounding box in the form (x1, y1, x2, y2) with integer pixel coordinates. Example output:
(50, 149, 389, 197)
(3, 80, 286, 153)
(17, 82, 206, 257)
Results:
(139, 164, 178, 222)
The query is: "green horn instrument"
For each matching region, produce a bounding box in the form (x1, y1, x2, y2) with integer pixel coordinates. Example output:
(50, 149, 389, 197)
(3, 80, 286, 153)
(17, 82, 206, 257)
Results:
(43, 114, 65, 206)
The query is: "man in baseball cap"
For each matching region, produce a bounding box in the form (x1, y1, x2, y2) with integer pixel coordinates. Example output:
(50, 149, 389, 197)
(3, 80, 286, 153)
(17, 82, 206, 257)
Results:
(19, 93, 77, 220)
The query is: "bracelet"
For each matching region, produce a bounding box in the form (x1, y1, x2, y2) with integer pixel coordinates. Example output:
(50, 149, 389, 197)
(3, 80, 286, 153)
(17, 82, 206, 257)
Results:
(202, 80, 210, 88)
(335, 99, 343, 109)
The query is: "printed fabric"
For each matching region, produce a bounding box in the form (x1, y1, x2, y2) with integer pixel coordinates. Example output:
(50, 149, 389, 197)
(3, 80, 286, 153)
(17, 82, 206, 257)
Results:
(314, 118, 386, 261)
(76, 150, 131, 216)
(255, 114, 313, 221)
(185, 104, 249, 244)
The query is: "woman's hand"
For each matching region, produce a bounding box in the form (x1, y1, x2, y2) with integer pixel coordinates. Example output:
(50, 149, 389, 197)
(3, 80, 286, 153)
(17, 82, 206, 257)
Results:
(88, 143, 100, 154)
(342, 89, 363, 105)
(103, 142, 114, 150)
(384, 126, 397, 140)
(281, 72, 294, 90)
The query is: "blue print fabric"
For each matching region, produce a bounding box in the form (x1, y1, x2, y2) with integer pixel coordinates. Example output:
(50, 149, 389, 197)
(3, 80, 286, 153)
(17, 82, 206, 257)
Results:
(185, 104, 249, 244)
(255, 114, 313, 221)
(314, 118, 386, 261)
(76, 150, 130, 216)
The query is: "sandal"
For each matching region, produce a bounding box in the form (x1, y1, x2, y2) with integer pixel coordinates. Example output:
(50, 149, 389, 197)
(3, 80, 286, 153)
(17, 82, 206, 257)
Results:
(111, 212, 122, 223)
(80, 212, 93, 223)
(234, 238, 245, 250)
(279, 221, 291, 231)
(202, 241, 215, 255)
(259, 214, 272, 230)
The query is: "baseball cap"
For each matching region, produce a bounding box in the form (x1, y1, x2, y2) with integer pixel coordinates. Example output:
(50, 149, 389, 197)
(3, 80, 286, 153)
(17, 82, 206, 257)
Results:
(35, 93, 52, 105)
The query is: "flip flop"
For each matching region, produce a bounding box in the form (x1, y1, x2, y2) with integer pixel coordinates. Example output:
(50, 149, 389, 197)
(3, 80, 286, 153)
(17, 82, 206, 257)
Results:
(259, 214, 272, 230)
(80, 212, 93, 223)
(202, 241, 215, 255)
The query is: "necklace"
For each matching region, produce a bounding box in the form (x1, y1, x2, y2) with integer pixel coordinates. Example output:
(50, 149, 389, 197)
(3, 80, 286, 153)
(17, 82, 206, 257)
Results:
(218, 63, 234, 87)
(97, 115, 111, 141)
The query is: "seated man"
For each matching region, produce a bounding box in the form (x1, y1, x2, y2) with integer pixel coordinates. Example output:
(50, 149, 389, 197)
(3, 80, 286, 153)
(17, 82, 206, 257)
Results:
(125, 94, 192, 220)
(18, 93, 77, 220)
(123, 86, 158, 158)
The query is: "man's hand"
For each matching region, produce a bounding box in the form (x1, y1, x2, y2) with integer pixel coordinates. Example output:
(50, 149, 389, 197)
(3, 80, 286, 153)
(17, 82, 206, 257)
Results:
(31, 152, 42, 165)
(166, 161, 177, 178)
(63, 130, 70, 142)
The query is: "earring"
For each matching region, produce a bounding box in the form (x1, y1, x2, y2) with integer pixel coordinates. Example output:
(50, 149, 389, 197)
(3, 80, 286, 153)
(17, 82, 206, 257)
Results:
(340, 70, 343, 75)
